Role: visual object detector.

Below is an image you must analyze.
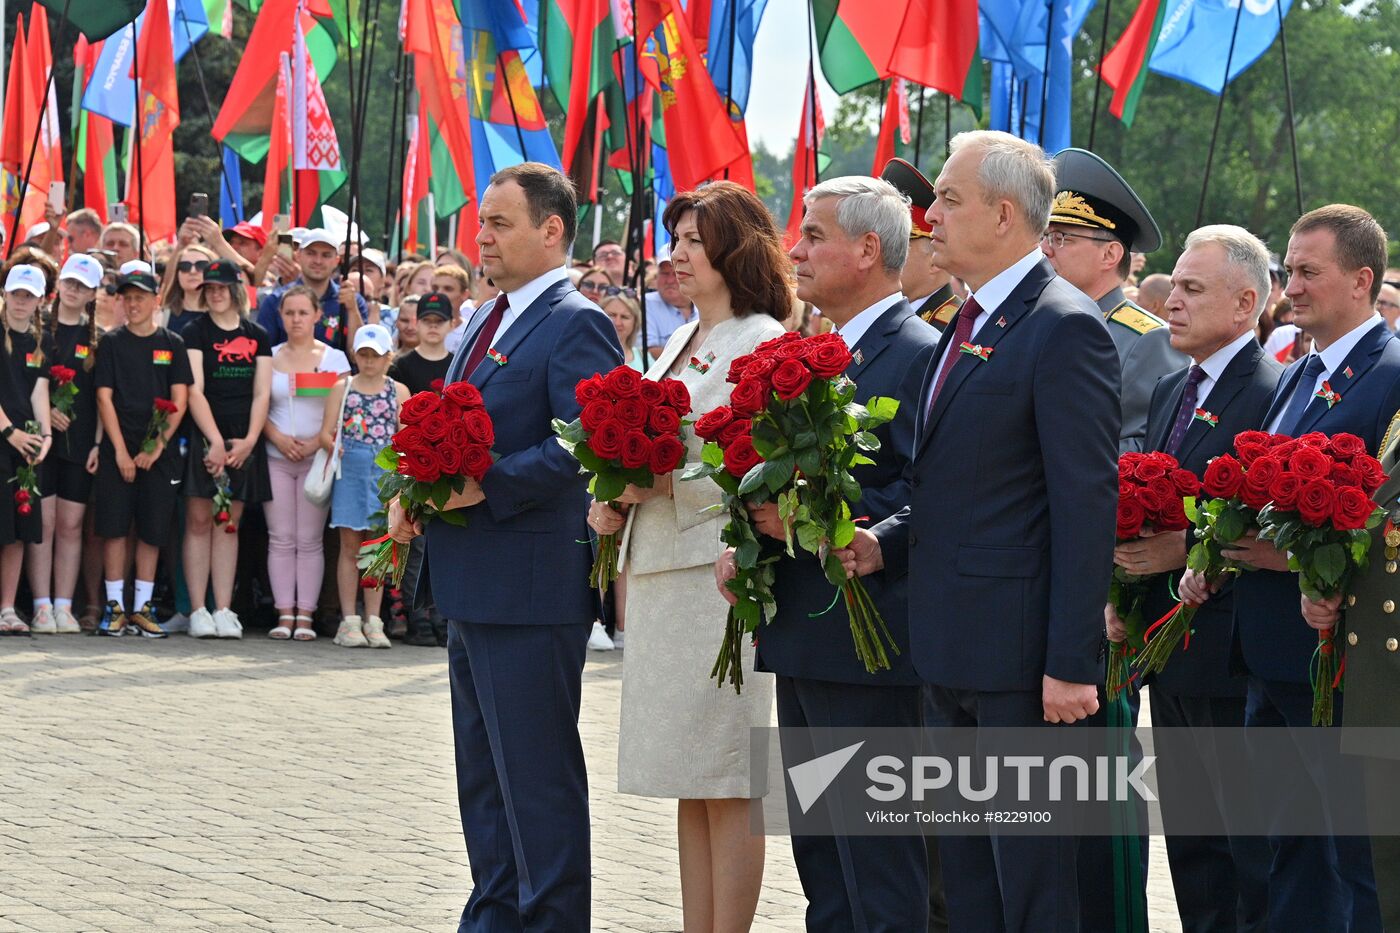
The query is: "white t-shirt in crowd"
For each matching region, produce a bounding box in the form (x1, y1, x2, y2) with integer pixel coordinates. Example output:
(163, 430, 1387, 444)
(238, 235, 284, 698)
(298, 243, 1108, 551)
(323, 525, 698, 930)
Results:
(267, 342, 352, 458)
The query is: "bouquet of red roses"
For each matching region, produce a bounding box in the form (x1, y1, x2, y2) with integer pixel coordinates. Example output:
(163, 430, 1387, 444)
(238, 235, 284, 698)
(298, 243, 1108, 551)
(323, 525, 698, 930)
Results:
(1107, 451, 1197, 699)
(358, 382, 496, 588)
(1135, 431, 1287, 678)
(48, 365, 77, 418)
(553, 365, 692, 593)
(1254, 431, 1387, 725)
(9, 419, 41, 519)
(684, 331, 897, 692)
(142, 397, 179, 454)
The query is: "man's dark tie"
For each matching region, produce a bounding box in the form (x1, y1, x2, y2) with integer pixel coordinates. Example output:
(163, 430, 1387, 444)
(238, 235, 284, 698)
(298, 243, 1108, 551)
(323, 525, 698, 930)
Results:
(1163, 365, 1207, 456)
(1274, 353, 1328, 436)
(462, 294, 509, 378)
(927, 295, 981, 416)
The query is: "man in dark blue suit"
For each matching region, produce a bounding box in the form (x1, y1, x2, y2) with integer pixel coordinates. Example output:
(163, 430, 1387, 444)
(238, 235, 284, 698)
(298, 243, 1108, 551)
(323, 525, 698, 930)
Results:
(837, 130, 1122, 931)
(1181, 204, 1399, 932)
(1110, 225, 1280, 933)
(716, 173, 940, 931)
(390, 163, 622, 932)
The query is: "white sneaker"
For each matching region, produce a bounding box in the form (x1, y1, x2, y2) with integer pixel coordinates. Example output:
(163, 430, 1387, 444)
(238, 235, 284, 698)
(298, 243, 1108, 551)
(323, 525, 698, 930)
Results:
(334, 615, 368, 648)
(54, 607, 81, 634)
(587, 621, 615, 651)
(213, 608, 243, 639)
(611, 629, 625, 649)
(189, 607, 217, 639)
(29, 605, 57, 634)
(364, 616, 392, 648)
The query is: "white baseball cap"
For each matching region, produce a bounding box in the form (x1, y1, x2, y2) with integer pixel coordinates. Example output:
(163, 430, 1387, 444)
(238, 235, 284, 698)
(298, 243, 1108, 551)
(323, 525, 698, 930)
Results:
(4, 264, 46, 296)
(355, 247, 387, 276)
(657, 243, 672, 265)
(298, 228, 342, 252)
(59, 254, 104, 289)
(352, 323, 394, 356)
(25, 221, 50, 241)
(119, 259, 153, 276)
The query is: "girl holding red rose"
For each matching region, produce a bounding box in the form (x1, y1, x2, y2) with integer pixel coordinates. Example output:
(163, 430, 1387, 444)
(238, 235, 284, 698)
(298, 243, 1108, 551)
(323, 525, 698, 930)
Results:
(584, 182, 791, 929)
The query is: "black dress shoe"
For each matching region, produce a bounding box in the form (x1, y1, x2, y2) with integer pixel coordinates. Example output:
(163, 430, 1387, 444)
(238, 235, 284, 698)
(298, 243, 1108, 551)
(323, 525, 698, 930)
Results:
(404, 617, 438, 647)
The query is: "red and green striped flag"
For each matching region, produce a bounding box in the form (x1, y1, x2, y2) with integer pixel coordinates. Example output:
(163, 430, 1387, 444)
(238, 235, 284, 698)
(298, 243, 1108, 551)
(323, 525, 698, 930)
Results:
(1099, 0, 1167, 127)
(292, 371, 339, 396)
(811, 0, 897, 93)
(542, 0, 614, 173)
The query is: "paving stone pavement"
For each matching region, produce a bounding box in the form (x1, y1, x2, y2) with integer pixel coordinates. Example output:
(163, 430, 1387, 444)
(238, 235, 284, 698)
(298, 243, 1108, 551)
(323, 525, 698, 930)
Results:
(1, 634, 1182, 932)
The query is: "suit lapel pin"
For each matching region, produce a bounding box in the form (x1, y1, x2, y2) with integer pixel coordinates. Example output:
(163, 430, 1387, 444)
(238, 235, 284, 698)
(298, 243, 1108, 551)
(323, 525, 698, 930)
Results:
(853, 349, 864, 365)
(1343, 366, 1355, 379)
(1315, 381, 1342, 408)
(958, 342, 993, 362)
(487, 348, 508, 366)
(687, 351, 716, 374)
(995, 316, 1007, 328)
(1192, 408, 1219, 427)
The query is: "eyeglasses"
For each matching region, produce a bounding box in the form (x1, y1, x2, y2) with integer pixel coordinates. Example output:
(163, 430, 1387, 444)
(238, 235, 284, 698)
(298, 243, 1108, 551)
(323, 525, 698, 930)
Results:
(579, 280, 608, 295)
(1041, 230, 1115, 250)
(177, 260, 210, 274)
(595, 249, 625, 261)
(603, 286, 637, 299)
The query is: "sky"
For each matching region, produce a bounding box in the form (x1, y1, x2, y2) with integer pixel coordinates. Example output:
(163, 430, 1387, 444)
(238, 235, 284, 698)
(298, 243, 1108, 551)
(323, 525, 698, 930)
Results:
(744, 0, 842, 155)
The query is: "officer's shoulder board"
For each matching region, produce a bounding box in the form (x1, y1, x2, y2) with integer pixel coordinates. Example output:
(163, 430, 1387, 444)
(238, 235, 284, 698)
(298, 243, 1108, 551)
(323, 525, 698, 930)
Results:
(1380, 409, 1400, 464)
(1106, 300, 1166, 336)
(921, 294, 962, 328)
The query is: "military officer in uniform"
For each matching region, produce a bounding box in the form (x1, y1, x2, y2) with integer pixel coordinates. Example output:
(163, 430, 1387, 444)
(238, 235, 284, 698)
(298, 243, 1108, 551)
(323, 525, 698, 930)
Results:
(1302, 410, 1400, 930)
(880, 158, 961, 332)
(1043, 147, 1188, 452)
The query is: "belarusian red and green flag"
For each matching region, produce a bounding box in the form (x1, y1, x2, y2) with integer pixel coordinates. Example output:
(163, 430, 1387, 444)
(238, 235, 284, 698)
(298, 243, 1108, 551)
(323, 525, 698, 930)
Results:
(292, 371, 339, 396)
(542, 0, 614, 174)
(871, 78, 910, 175)
(73, 37, 118, 222)
(126, 0, 180, 242)
(1099, 0, 1167, 127)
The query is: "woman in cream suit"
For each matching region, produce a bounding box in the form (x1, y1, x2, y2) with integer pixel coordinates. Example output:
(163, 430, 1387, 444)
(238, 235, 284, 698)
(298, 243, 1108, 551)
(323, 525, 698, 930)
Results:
(588, 181, 793, 932)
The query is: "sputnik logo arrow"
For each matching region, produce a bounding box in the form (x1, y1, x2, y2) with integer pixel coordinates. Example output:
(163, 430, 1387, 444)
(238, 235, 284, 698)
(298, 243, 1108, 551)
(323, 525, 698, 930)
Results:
(787, 741, 865, 814)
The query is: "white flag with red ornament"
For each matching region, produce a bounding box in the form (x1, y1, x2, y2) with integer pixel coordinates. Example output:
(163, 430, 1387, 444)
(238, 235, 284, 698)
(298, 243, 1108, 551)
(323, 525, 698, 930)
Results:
(292, 5, 341, 172)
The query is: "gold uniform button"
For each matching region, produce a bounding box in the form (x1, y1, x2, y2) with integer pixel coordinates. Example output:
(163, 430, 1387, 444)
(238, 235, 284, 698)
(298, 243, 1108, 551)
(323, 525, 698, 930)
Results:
(1348, 632, 1359, 646)
(1389, 638, 1399, 652)
(1388, 561, 1398, 574)
(1349, 595, 1358, 607)
(1388, 546, 1399, 561)
(1386, 600, 1397, 614)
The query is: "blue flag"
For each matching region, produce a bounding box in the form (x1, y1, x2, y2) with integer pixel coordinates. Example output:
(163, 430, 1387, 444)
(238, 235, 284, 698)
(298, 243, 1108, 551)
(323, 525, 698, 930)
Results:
(1149, 0, 1293, 94)
(81, 0, 208, 126)
(980, 0, 1095, 152)
(706, 0, 767, 115)
(218, 146, 244, 224)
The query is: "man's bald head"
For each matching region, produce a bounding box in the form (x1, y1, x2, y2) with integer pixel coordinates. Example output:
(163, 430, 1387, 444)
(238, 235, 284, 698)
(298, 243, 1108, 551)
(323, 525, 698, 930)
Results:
(1136, 273, 1172, 317)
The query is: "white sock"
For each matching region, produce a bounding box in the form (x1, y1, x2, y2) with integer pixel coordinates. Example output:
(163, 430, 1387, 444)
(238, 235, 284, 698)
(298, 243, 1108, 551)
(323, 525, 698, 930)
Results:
(33, 598, 51, 610)
(54, 598, 72, 612)
(104, 581, 124, 609)
(133, 580, 154, 610)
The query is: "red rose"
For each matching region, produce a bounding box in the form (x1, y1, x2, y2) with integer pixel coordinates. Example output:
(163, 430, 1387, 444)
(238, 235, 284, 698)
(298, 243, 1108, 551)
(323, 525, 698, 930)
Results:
(1354, 455, 1388, 494)
(770, 358, 814, 401)
(14, 489, 30, 504)
(461, 409, 495, 447)
(1296, 432, 1330, 448)
(773, 338, 812, 361)
(1117, 499, 1147, 540)
(1270, 439, 1300, 459)
(604, 366, 643, 399)
(154, 397, 179, 414)
(727, 354, 754, 384)
(1134, 484, 1165, 513)
(1157, 496, 1190, 532)
(1267, 433, 1296, 447)
(1149, 475, 1176, 503)
(808, 337, 852, 378)
(1289, 446, 1333, 480)
(436, 443, 464, 476)
(649, 435, 686, 474)
(1330, 462, 1363, 489)
(1202, 455, 1245, 499)
(1269, 473, 1304, 511)
(1236, 442, 1270, 467)
(401, 391, 441, 425)
(1234, 430, 1272, 450)
(1147, 451, 1180, 468)
(648, 405, 681, 436)
(399, 448, 442, 483)
(619, 430, 652, 470)
(615, 398, 649, 428)
(744, 356, 779, 383)
(754, 332, 800, 357)
(1134, 459, 1167, 481)
(718, 419, 752, 447)
(575, 375, 607, 406)
(588, 419, 627, 461)
(1296, 479, 1337, 526)
(1246, 456, 1283, 487)
(694, 406, 735, 441)
(722, 434, 763, 478)
(392, 426, 426, 455)
(663, 379, 691, 415)
(638, 380, 665, 407)
(419, 410, 450, 443)
(580, 399, 614, 433)
(445, 420, 473, 454)
(462, 446, 493, 482)
(1328, 433, 1366, 462)
(1170, 468, 1201, 498)
(444, 382, 484, 410)
(1333, 486, 1378, 531)
(1240, 472, 1275, 511)
(430, 378, 445, 393)
(730, 378, 768, 416)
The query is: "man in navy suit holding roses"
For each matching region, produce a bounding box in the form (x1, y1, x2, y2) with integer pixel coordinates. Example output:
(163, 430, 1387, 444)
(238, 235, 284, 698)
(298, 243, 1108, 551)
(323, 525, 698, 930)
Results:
(390, 164, 621, 932)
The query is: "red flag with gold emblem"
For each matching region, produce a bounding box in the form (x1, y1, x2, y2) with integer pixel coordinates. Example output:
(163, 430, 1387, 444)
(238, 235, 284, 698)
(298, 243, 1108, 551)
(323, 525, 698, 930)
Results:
(785, 64, 824, 248)
(126, 0, 180, 242)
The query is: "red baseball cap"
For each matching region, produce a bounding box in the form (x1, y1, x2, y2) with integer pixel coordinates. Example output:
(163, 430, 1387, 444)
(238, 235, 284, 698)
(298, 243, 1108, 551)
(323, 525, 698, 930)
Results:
(223, 221, 268, 250)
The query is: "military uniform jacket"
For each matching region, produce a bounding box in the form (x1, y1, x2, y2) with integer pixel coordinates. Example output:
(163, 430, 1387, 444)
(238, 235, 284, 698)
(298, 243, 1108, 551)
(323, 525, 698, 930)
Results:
(1100, 287, 1189, 454)
(915, 284, 961, 333)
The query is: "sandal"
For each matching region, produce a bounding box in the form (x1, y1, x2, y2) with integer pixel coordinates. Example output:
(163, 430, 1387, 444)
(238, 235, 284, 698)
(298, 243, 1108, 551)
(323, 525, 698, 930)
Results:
(269, 615, 294, 640)
(0, 608, 30, 636)
(292, 614, 317, 641)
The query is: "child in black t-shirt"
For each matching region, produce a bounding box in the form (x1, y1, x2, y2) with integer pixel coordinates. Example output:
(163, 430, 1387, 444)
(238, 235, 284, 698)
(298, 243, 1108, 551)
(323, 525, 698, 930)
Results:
(386, 292, 455, 646)
(0, 265, 53, 635)
(181, 260, 272, 639)
(92, 270, 194, 638)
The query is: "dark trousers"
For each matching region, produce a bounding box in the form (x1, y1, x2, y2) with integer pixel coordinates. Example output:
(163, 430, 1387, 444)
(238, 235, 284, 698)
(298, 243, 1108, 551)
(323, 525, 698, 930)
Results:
(1245, 676, 1380, 933)
(776, 676, 928, 933)
(1151, 688, 1270, 933)
(922, 685, 1080, 933)
(448, 619, 591, 933)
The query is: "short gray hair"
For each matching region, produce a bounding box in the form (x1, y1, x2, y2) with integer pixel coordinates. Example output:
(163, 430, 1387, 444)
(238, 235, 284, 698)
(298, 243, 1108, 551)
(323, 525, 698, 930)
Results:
(804, 176, 911, 274)
(1183, 224, 1272, 319)
(948, 130, 1055, 232)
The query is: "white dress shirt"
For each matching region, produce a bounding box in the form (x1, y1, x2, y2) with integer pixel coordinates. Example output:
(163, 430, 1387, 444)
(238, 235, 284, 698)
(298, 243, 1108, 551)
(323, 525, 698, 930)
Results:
(1266, 314, 1384, 433)
(1193, 329, 1258, 405)
(835, 292, 904, 352)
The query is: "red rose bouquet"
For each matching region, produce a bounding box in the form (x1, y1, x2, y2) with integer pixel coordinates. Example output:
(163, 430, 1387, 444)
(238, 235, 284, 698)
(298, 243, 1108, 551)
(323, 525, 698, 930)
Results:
(1254, 431, 1387, 725)
(357, 382, 496, 588)
(553, 365, 693, 593)
(142, 397, 179, 454)
(1134, 430, 1290, 679)
(1107, 451, 1197, 699)
(683, 331, 898, 692)
(9, 419, 41, 519)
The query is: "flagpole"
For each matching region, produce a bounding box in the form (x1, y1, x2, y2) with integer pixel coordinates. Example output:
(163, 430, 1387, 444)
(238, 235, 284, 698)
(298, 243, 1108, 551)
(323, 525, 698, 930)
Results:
(722, 0, 737, 180)
(1038, 0, 1053, 146)
(132, 14, 146, 260)
(945, 93, 951, 156)
(339, 0, 359, 273)
(1275, 0, 1303, 215)
(350, 0, 382, 248)
(498, 51, 531, 157)
(7, 0, 73, 256)
(1194, 0, 1246, 228)
(383, 41, 405, 257)
(913, 85, 925, 165)
(1087, 0, 1114, 151)
(806, 0, 819, 185)
(629, 8, 648, 354)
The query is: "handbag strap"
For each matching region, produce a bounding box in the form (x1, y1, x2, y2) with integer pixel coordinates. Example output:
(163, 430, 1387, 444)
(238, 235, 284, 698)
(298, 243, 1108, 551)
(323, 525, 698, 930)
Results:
(330, 377, 351, 461)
